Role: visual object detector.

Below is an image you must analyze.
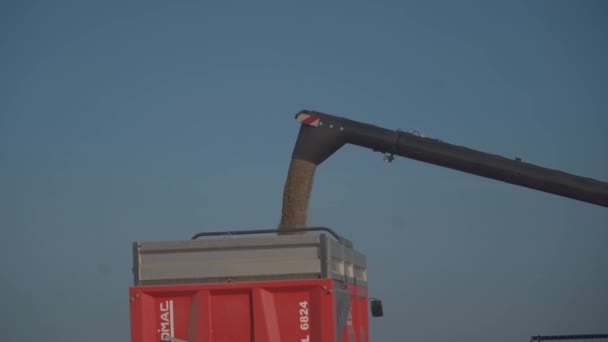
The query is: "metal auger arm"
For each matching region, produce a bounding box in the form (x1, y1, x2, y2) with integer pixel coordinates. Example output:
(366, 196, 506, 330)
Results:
(290, 110, 608, 208)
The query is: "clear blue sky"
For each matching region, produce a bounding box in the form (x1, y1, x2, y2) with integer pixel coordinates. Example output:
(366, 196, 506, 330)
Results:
(2, 1, 607, 341)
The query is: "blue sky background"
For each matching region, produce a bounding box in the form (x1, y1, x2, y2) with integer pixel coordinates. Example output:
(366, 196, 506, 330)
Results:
(1, 1, 607, 341)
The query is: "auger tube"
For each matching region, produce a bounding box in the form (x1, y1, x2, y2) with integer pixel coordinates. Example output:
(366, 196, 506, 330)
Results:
(290, 110, 608, 208)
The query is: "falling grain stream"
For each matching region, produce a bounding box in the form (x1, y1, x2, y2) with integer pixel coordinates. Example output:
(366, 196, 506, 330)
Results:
(278, 158, 317, 234)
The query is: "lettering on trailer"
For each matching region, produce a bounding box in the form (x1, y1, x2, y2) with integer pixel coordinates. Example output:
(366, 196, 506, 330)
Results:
(346, 306, 352, 326)
(159, 300, 175, 341)
(299, 301, 310, 342)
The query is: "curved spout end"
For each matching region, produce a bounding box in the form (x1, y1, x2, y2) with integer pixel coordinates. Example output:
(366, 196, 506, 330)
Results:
(292, 110, 347, 165)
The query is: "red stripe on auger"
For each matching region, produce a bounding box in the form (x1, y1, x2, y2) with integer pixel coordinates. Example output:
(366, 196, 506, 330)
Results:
(302, 116, 318, 125)
(296, 112, 320, 127)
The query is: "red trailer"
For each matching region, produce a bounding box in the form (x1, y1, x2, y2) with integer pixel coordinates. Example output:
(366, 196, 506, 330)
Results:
(129, 228, 380, 342)
(129, 278, 370, 342)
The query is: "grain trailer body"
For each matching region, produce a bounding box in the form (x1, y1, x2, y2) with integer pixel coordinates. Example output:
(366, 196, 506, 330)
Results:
(129, 229, 372, 342)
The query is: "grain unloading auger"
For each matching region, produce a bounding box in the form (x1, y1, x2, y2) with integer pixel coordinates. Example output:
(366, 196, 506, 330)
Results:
(278, 109, 608, 233)
(129, 110, 607, 342)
